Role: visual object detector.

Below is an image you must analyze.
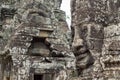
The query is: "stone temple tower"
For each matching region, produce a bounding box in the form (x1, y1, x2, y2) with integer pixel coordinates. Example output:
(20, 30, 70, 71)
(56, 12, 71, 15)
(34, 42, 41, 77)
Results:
(71, 0, 120, 80)
(1, 0, 120, 80)
(0, 0, 75, 80)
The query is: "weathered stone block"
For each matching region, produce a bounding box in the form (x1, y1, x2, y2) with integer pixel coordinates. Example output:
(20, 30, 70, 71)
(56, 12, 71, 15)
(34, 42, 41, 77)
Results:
(109, 41, 120, 51)
(104, 24, 120, 38)
(54, 10, 66, 21)
(39, 28, 53, 38)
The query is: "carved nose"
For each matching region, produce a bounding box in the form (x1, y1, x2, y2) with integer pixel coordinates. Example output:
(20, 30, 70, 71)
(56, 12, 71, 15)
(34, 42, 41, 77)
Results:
(72, 39, 84, 48)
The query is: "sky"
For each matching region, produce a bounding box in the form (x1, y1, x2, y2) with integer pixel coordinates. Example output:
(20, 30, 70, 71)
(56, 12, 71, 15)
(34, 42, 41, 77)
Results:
(60, 0, 71, 28)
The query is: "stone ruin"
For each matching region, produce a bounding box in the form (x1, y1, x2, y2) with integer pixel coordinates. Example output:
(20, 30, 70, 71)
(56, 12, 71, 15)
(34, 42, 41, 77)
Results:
(0, 0, 75, 80)
(71, 0, 120, 80)
(1, 0, 120, 80)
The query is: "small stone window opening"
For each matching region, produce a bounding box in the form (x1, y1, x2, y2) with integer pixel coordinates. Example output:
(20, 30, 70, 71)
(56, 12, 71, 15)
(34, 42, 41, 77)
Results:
(34, 73, 53, 80)
(28, 37, 50, 57)
(1, 8, 16, 21)
(34, 74, 43, 80)
(6, 77, 10, 80)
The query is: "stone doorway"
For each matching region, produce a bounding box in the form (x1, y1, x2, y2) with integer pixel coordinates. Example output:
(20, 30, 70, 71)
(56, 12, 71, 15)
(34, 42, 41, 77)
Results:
(34, 74, 43, 80)
(34, 73, 53, 80)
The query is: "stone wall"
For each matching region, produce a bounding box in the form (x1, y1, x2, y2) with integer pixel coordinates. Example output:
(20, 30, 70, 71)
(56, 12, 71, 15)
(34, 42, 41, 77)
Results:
(0, 0, 75, 80)
(2, 0, 120, 80)
(71, 0, 120, 80)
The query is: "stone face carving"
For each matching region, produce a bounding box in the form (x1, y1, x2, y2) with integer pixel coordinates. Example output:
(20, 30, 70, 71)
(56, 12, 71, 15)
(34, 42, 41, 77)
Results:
(71, 0, 120, 79)
(1, 0, 120, 80)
